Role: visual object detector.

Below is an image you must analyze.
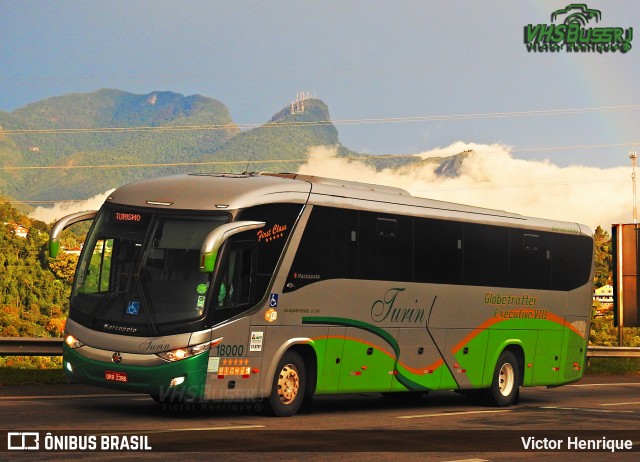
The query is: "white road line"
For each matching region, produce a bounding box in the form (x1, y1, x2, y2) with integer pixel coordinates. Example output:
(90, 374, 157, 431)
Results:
(567, 382, 640, 387)
(442, 459, 489, 462)
(93, 425, 266, 436)
(540, 406, 634, 413)
(397, 409, 512, 419)
(599, 401, 640, 406)
(0, 393, 145, 401)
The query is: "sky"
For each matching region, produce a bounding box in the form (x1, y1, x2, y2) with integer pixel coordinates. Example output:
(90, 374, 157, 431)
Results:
(3, 1, 640, 227)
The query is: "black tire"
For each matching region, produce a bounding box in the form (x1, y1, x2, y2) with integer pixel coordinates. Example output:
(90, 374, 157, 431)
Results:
(265, 350, 306, 417)
(485, 350, 520, 407)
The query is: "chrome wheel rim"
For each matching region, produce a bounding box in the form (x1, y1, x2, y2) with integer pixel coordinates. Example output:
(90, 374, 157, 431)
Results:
(277, 363, 300, 404)
(498, 362, 515, 396)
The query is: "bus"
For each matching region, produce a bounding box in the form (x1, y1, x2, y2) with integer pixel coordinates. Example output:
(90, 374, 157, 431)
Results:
(49, 172, 594, 416)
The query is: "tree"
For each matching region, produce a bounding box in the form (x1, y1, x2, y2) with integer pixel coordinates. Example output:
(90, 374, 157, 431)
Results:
(593, 226, 612, 288)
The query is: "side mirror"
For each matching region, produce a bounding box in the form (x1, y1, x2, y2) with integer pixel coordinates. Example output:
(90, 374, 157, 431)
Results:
(49, 210, 98, 258)
(200, 221, 265, 272)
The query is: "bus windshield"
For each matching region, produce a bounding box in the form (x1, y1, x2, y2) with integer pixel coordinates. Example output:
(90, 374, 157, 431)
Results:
(70, 206, 228, 334)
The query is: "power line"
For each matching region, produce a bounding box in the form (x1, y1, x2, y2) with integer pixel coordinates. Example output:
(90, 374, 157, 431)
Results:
(0, 158, 310, 171)
(2, 104, 639, 135)
(2, 141, 640, 171)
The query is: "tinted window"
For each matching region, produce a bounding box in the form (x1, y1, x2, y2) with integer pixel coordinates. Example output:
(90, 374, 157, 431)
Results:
(552, 234, 593, 290)
(285, 206, 358, 292)
(510, 231, 552, 289)
(464, 223, 509, 286)
(358, 212, 413, 282)
(414, 218, 463, 284)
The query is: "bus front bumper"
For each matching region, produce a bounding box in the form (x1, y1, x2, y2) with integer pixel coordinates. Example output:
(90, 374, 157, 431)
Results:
(63, 344, 209, 401)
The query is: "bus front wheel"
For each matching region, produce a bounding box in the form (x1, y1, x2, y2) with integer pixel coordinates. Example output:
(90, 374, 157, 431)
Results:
(265, 350, 306, 417)
(486, 350, 520, 407)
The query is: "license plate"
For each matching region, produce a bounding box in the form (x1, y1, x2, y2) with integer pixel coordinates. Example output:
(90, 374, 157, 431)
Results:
(104, 370, 128, 383)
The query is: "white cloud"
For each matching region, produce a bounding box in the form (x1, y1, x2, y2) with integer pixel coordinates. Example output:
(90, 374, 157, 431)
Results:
(30, 189, 115, 223)
(297, 143, 630, 230)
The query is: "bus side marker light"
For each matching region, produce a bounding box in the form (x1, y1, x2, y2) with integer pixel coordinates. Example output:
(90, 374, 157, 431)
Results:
(361, 365, 367, 370)
(169, 376, 185, 387)
(552, 367, 560, 371)
(528, 363, 533, 368)
(423, 370, 434, 374)
(251, 368, 260, 374)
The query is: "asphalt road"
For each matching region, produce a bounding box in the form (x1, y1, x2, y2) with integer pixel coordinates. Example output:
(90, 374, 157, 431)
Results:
(1, 374, 639, 461)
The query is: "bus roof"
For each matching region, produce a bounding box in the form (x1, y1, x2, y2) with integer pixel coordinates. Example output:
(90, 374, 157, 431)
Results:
(105, 172, 591, 236)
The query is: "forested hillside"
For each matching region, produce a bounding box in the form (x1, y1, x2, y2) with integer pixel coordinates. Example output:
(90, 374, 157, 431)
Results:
(0, 90, 356, 202)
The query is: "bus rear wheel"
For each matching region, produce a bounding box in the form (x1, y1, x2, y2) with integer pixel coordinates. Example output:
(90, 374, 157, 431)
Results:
(485, 350, 520, 407)
(265, 350, 306, 417)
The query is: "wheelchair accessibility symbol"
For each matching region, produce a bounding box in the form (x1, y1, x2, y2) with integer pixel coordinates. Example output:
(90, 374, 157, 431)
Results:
(269, 293, 278, 307)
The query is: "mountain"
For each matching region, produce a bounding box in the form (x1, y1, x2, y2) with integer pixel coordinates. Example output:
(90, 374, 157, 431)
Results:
(196, 98, 340, 172)
(0, 89, 467, 205)
(0, 89, 240, 201)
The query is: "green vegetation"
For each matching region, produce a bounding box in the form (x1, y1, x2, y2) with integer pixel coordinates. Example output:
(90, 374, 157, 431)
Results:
(0, 90, 357, 201)
(0, 367, 65, 386)
(586, 358, 640, 375)
(0, 198, 74, 371)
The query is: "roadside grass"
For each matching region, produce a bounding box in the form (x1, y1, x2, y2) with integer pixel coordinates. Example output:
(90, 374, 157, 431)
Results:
(0, 367, 65, 386)
(585, 357, 640, 375)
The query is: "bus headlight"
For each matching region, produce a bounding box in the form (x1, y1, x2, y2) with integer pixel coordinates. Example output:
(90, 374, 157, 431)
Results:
(156, 338, 223, 362)
(65, 334, 84, 349)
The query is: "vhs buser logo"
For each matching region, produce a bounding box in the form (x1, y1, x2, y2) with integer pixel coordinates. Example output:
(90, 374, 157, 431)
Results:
(524, 3, 633, 53)
(7, 432, 152, 451)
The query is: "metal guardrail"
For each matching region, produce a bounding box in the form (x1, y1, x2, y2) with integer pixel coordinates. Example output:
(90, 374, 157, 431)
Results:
(1, 337, 640, 358)
(0, 337, 63, 356)
(586, 346, 640, 358)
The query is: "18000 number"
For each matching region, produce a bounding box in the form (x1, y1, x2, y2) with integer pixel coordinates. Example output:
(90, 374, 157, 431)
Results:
(216, 344, 244, 356)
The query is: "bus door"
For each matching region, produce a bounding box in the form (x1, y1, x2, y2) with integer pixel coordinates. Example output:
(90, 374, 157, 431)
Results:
(560, 315, 589, 382)
(531, 328, 563, 385)
(316, 327, 345, 394)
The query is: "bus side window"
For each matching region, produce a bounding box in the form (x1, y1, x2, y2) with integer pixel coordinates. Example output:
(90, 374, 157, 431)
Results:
(217, 242, 255, 309)
(358, 212, 412, 282)
(464, 223, 509, 287)
(414, 218, 463, 284)
(510, 231, 552, 290)
(285, 206, 357, 291)
(552, 234, 593, 290)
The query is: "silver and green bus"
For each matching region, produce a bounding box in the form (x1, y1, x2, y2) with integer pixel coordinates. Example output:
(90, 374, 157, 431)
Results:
(50, 173, 594, 416)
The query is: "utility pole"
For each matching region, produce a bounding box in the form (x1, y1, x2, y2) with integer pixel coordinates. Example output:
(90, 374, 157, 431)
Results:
(620, 150, 639, 346)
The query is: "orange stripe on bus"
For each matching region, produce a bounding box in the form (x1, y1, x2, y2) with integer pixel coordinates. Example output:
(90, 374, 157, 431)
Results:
(310, 335, 443, 375)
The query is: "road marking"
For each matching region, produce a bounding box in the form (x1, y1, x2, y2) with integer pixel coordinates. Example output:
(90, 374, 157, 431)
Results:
(567, 382, 640, 387)
(397, 409, 512, 419)
(599, 401, 640, 406)
(540, 406, 634, 413)
(0, 393, 145, 401)
(93, 425, 266, 436)
(442, 460, 488, 462)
